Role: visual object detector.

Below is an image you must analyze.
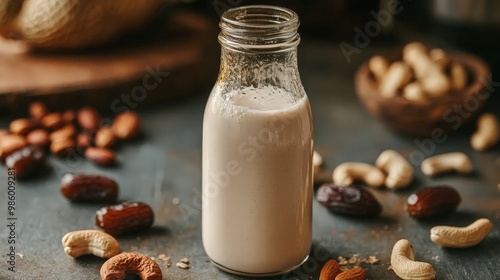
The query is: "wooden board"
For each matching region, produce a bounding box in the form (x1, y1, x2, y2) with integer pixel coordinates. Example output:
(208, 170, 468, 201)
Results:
(0, 9, 219, 114)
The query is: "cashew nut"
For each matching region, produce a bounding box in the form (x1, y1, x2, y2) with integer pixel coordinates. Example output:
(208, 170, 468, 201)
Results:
(471, 113, 500, 151)
(368, 55, 389, 81)
(62, 230, 120, 258)
(403, 82, 426, 101)
(421, 152, 472, 176)
(313, 150, 323, 176)
(402, 42, 427, 66)
(430, 218, 493, 248)
(100, 252, 162, 280)
(429, 48, 449, 70)
(450, 62, 468, 91)
(379, 61, 412, 98)
(391, 239, 436, 280)
(332, 162, 385, 188)
(375, 150, 413, 189)
(419, 73, 450, 97)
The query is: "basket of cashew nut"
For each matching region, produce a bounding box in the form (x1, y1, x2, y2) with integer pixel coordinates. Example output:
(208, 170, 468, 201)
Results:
(355, 42, 491, 136)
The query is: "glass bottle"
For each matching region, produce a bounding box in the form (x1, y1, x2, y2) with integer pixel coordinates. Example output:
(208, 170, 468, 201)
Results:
(202, 5, 313, 277)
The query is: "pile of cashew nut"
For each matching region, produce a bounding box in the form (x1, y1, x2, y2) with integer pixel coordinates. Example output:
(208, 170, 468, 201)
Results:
(369, 41, 468, 101)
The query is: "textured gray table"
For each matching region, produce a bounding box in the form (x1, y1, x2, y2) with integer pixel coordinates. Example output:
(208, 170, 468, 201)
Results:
(0, 40, 499, 280)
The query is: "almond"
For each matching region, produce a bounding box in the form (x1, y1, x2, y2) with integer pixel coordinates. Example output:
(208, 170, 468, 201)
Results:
(26, 129, 50, 147)
(85, 147, 117, 166)
(29, 101, 47, 120)
(50, 125, 76, 142)
(41, 113, 64, 131)
(112, 111, 140, 140)
(0, 134, 27, 161)
(50, 138, 77, 157)
(95, 127, 117, 148)
(77, 107, 100, 132)
(62, 109, 76, 124)
(10, 118, 36, 135)
(335, 266, 366, 280)
(77, 133, 93, 149)
(320, 260, 341, 280)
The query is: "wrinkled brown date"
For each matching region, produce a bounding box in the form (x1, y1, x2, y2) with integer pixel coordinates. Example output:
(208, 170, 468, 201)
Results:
(316, 184, 382, 217)
(60, 173, 118, 203)
(6, 146, 45, 179)
(406, 185, 461, 219)
(96, 202, 154, 236)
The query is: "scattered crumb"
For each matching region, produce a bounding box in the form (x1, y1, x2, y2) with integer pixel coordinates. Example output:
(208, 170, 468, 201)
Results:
(205, 259, 211, 263)
(176, 262, 189, 269)
(431, 255, 440, 261)
(172, 197, 181, 205)
(337, 254, 379, 268)
(180, 258, 189, 264)
(167, 261, 172, 267)
(387, 265, 393, 271)
(16, 253, 24, 260)
(158, 254, 171, 262)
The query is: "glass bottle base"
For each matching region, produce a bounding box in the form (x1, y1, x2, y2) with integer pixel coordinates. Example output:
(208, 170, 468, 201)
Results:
(209, 255, 309, 278)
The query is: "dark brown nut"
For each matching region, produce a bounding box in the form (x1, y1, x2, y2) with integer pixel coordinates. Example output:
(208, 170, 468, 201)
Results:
(406, 185, 461, 219)
(316, 183, 382, 217)
(41, 112, 64, 131)
(96, 202, 154, 235)
(85, 147, 117, 166)
(10, 118, 37, 135)
(6, 146, 45, 179)
(95, 127, 117, 148)
(50, 138, 77, 157)
(29, 101, 47, 120)
(112, 111, 140, 140)
(62, 109, 76, 124)
(0, 134, 27, 161)
(26, 129, 50, 148)
(77, 107, 100, 132)
(50, 124, 76, 142)
(61, 173, 118, 203)
(77, 133, 93, 149)
(100, 252, 162, 280)
(335, 266, 366, 280)
(320, 260, 341, 280)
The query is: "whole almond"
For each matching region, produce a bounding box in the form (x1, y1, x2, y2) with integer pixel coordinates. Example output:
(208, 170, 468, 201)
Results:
(95, 127, 117, 148)
(62, 109, 76, 124)
(77, 107, 100, 132)
(26, 129, 50, 147)
(41, 113, 64, 131)
(320, 260, 341, 280)
(406, 186, 461, 219)
(10, 118, 36, 135)
(77, 133, 93, 149)
(50, 138, 77, 157)
(0, 134, 27, 161)
(29, 101, 47, 120)
(335, 266, 366, 280)
(50, 125, 76, 142)
(112, 111, 140, 140)
(85, 147, 117, 166)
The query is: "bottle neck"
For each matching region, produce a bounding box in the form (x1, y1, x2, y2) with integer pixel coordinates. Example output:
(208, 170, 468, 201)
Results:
(216, 5, 303, 96)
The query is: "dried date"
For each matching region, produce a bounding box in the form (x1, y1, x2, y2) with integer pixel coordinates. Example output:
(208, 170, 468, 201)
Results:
(316, 183, 382, 217)
(6, 146, 45, 179)
(95, 202, 154, 235)
(406, 185, 461, 219)
(61, 173, 119, 203)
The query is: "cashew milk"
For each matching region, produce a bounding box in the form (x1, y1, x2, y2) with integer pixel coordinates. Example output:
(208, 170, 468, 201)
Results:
(202, 86, 313, 275)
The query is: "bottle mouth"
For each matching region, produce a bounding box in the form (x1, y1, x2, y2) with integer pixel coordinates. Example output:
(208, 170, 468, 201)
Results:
(219, 5, 300, 53)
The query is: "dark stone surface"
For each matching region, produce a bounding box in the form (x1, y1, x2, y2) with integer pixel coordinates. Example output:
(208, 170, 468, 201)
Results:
(0, 40, 499, 280)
